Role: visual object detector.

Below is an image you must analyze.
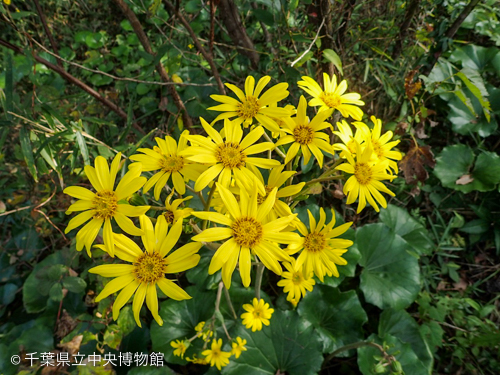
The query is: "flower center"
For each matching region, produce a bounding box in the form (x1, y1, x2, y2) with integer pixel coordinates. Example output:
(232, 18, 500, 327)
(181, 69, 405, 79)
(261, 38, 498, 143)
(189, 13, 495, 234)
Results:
(320, 92, 342, 108)
(354, 162, 373, 185)
(134, 252, 167, 284)
(237, 96, 260, 120)
(164, 210, 175, 224)
(92, 190, 118, 220)
(257, 185, 274, 205)
(303, 232, 326, 253)
(215, 142, 246, 169)
(292, 273, 304, 285)
(159, 155, 184, 173)
(231, 217, 263, 248)
(252, 308, 262, 318)
(293, 124, 315, 145)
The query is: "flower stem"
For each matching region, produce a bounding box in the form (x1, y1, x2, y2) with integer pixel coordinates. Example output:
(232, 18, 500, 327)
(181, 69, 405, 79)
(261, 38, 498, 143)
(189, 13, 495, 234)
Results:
(224, 286, 238, 320)
(263, 131, 286, 159)
(254, 261, 265, 301)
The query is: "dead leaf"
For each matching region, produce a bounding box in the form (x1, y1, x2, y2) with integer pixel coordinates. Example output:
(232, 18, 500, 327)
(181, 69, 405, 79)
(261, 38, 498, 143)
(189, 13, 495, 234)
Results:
(452, 278, 468, 292)
(58, 334, 83, 356)
(395, 121, 409, 136)
(456, 174, 474, 185)
(405, 68, 422, 100)
(399, 141, 436, 185)
(308, 183, 323, 195)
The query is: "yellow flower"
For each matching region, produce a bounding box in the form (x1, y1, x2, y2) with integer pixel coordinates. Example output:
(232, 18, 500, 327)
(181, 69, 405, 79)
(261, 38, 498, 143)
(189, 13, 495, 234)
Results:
(192, 183, 299, 288)
(241, 298, 274, 332)
(231, 337, 247, 359)
(335, 140, 396, 213)
(366, 116, 402, 173)
(333, 119, 369, 157)
(130, 131, 204, 199)
(194, 321, 213, 342)
(202, 338, 231, 370)
(209, 75, 290, 132)
(291, 208, 352, 282)
(186, 354, 208, 364)
(180, 118, 280, 195)
(171, 339, 189, 358)
(275, 96, 335, 168)
(89, 216, 201, 327)
(298, 73, 365, 120)
(64, 153, 149, 257)
(248, 165, 305, 220)
(277, 258, 315, 302)
(162, 189, 193, 226)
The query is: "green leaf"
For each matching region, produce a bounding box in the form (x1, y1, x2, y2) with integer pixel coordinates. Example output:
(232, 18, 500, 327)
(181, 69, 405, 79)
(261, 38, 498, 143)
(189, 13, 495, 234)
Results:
(298, 285, 367, 354)
(49, 283, 63, 301)
(449, 45, 499, 72)
(379, 205, 433, 255)
(117, 305, 136, 336)
(75, 128, 90, 166)
(435, 145, 500, 193)
(0, 283, 17, 306)
(136, 83, 151, 95)
(446, 96, 497, 137)
(150, 287, 216, 364)
(357, 224, 420, 309)
(223, 310, 323, 375)
(185, 249, 221, 290)
(23, 252, 66, 313)
(19, 126, 38, 181)
(63, 276, 87, 294)
(4, 51, 13, 118)
(322, 49, 343, 75)
(358, 334, 429, 375)
(456, 68, 491, 122)
(379, 309, 433, 373)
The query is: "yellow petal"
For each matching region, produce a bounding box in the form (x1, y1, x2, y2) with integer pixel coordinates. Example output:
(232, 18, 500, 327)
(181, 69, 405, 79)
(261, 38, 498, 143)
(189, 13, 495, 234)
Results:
(63, 186, 95, 201)
(132, 283, 148, 327)
(157, 278, 191, 300)
(113, 280, 140, 321)
(146, 284, 163, 326)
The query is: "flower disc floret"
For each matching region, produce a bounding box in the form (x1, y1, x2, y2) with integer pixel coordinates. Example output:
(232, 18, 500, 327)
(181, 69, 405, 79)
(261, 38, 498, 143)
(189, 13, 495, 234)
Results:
(303, 232, 326, 253)
(159, 154, 185, 173)
(215, 142, 246, 168)
(293, 124, 315, 145)
(231, 217, 263, 247)
(134, 252, 167, 283)
(237, 96, 260, 119)
(91, 190, 118, 220)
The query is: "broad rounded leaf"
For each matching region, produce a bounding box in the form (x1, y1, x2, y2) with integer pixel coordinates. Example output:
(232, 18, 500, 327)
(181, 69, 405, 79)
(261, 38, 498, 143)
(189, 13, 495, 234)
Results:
(379, 204, 433, 255)
(379, 309, 433, 374)
(358, 334, 429, 375)
(298, 285, 367, 354)
(222, 310, 323, 375)
(357, 224, 420, 309)
(150, 287, 216, 364)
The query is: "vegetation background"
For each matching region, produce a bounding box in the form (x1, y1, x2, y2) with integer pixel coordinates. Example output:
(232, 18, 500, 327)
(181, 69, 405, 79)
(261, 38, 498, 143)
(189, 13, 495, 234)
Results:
(0, 0, 499, 374)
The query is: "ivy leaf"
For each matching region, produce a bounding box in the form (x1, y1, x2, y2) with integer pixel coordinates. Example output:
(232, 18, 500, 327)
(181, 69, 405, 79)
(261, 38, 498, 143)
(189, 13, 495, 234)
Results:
(379, 204, 433, 255)
(222, 310, 323, 375)
(357, 224, 420, 310)
(298, 285, 367, 355)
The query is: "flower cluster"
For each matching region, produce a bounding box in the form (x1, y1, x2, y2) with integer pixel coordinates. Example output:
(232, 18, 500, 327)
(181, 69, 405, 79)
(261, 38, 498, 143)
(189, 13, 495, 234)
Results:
(63, 74, 401, 340)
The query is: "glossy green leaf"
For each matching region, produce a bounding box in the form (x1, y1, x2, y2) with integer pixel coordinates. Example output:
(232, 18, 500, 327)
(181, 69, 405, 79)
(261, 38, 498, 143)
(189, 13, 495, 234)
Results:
(222, 310, 323, 375)
(150, 287, 216, 364)
(63, 276, 87, 294)
(435, 145, 500, 192)
(379, 204, 433, 255)
(357, 223, 420, 309)
(379, 309, 433, 373)
(298, 285, 367, 354)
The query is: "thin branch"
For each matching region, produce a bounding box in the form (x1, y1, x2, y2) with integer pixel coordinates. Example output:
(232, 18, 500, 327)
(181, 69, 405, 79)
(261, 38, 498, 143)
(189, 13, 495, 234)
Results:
(290, 18, 325, 67)
(33, 0, 62, 68)
(29, 38, 215, 87)
(163, 0, 226, 94)
(0, 38, 145, 133)
(113, 0, 193, 130)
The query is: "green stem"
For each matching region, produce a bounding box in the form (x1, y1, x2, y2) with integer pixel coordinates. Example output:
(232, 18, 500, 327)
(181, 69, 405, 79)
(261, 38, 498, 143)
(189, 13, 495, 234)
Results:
(223, 285, 238, 320)
(254, 261, 265, 300)
(186, 184, 205, 206)
(202, 181, 217, 230)
(263, 131, 286, 159)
